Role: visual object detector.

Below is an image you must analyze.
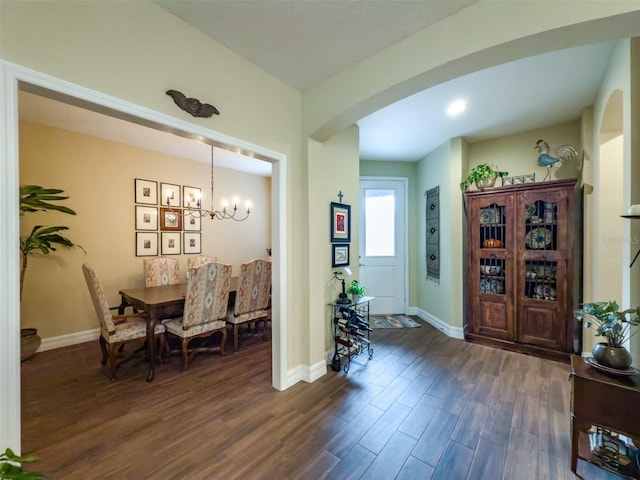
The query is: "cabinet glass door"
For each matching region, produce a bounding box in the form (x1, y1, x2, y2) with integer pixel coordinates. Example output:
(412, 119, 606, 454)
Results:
(524, 200, 557, 251)
(524, 260, 557, 302)
(479, 203, 507, 249)
(479, 257, 506, 295)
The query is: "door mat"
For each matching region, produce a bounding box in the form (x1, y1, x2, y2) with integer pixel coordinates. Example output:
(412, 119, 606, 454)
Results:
(369, 315, 421, 329)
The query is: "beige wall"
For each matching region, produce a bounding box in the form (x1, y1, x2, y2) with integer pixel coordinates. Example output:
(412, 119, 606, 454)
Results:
(19, 121, 271, 339)
(591, 38, 640, 363)
(467, 121, 581, 185)
(417, 141, 454, 325)
(309, 126, 360, 359)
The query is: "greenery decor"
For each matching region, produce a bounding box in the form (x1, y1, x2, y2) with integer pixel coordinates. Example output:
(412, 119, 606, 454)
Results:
(0, 448, 42, 479)
(573, 300, 640, 348)
(20, 185, 85, 301)
(346, 280, 366, 296)
(460, 163, 508, 191)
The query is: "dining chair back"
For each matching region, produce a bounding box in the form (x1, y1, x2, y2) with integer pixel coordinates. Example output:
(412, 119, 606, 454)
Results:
(82, 263, 165, 379)
(187, 254, 217, 270)
(143, 256, 181, 287)
(227, 258, 272, 352)
(162, 262, 231, 370)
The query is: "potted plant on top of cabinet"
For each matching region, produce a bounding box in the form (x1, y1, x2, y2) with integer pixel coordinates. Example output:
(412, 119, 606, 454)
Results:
(460, 163, 508, 191)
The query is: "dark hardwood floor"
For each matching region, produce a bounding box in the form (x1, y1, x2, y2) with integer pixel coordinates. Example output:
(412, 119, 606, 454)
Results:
(21, 319, 623, 479)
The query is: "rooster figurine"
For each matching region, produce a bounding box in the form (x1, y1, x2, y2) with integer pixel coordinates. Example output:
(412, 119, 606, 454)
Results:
(535, 139, 578, 181)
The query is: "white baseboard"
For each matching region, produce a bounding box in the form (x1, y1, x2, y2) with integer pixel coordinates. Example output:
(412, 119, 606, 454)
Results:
(38, 328, 100, 352)
(286, 359, 327, 387)
(412, 307, 465, 340)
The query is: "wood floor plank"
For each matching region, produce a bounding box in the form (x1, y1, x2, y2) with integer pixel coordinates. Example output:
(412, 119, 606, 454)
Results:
(326, 404, 384, 458)
(466, 436, 507, 480)
(360, 431, 416, 480)
(411, 409, 459, 466)
(450, 399, 490, 450)
(357, 402, 412, 455)
(20, 317, 595, 479)
(503, 428, 539, 480)
(395, 455, 435, 480)
(328, 444, 376, 480)
(431, 440, 474, 480)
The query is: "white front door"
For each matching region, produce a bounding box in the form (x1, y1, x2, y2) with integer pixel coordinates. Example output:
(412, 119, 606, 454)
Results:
(359, 177, 407, 314)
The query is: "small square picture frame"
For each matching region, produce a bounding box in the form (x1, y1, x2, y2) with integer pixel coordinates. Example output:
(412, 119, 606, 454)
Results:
(160, 207, 183, 231)
(330, 202, 351, 243)
(136, 232, 158, 257)
(183, 186, 202, 209)
(160, 182, 181, 207)
(332, 243, 350, 268)
(184, 232, 201, 254)
(183, 210, 201, 231)
(135, 205, 158, 231)
(161, 232, 181, 255)
(135, 178, 157, 205)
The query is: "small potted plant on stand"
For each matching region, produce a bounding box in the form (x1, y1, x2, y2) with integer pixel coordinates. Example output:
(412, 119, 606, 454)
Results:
(574, 300, 640, 370)
(460, 164, 508, 191)
(346, 280, 366, 304)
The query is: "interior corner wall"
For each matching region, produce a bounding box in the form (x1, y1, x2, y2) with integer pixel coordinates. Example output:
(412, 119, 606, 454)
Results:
(629, 37, 640, 364)
(590, 39, 632, 358)
(416, 140, 464, 328)
(359, 160, 418, 307)
(308, 126, 360, 365)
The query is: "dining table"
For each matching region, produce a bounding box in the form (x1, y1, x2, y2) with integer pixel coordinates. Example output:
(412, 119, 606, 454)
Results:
(119, 277, 238, 382)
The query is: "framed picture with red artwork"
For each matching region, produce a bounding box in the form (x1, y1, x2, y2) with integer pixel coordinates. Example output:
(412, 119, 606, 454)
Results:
(330, 202, 350, 243)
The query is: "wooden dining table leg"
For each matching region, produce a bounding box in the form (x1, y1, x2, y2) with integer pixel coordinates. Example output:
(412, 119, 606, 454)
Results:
(146, 307, 158, 382)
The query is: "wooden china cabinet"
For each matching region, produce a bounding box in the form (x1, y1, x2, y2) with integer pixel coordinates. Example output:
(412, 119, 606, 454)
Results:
(464, 178, 581, 361)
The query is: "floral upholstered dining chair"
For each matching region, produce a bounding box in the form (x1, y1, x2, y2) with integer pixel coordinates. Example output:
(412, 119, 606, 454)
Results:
(81, 263, 166, 380)
(187, 254, 217, 270)
(161, 262, 231, 370)
(143, 256, 181, 287)
(227, 258, 272, 352)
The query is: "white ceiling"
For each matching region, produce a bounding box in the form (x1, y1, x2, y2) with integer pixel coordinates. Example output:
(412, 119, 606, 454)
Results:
(19, 2, 621, 167)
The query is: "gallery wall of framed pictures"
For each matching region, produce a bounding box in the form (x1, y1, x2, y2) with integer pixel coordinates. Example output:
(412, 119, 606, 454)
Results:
(134, 178, 202, 256)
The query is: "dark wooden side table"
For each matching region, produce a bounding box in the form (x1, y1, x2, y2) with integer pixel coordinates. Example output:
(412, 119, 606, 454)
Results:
(570, 354, 640, 478)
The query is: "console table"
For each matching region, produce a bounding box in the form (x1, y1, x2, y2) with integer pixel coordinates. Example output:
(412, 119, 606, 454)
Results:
(570, 355, 640, 478)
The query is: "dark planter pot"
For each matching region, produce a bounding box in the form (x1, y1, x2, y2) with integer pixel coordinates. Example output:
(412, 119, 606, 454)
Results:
(21, 328, 41, 362)
(592, 342, 632, 370)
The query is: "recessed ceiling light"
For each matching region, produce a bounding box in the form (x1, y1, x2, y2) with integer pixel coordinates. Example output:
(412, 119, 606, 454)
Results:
(447, 100, 467, 116)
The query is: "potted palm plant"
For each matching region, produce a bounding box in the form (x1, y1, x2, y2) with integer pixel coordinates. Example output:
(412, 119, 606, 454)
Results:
(574, 300, 640, 370)
(19, 185, 84, 361)
(460, 164, 508, 191)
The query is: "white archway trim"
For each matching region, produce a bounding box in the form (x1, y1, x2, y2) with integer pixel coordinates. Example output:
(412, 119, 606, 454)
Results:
(0, 60, 289, 449)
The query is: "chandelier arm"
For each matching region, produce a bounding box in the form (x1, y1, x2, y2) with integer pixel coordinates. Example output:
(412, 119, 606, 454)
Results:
(162, 144, 251, 222)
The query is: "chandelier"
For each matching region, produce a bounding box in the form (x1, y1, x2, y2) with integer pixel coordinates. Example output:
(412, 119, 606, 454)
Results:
(165, 144, 250, 221)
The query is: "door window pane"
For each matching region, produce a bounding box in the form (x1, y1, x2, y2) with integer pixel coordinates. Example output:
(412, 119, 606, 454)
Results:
(365, 189, 395, 256)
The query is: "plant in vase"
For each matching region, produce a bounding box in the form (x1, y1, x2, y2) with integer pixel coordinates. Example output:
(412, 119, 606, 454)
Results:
(460, 163, 508, 191)
(19, 185, 85, 361)
(346, 280, 366, 304)
(574, 300, 640, 370)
